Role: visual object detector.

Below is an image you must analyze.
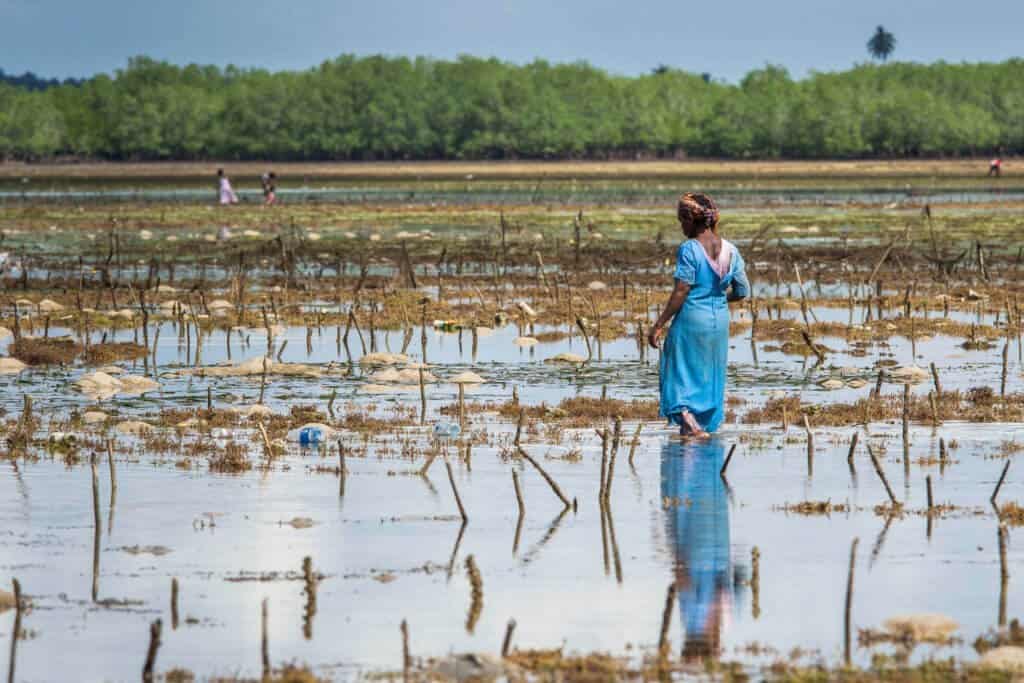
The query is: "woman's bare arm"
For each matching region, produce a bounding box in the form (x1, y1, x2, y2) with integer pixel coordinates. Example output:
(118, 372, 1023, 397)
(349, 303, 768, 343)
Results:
(647, 279, 691, 348)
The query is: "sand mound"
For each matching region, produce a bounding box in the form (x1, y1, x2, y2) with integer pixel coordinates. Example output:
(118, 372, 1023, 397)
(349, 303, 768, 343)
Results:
(184, 357, 324, 378)
(76, 372, 159, 399)
(450, 371, 485, 384)
(889, 365, 930, 383)
(545, 352, 586, 364)
(882, 614, 958, 643)
(0, 358, 28, 374)
(114, 420, 154, 436)
(359, 352, 410, 366)
(980, 646, 1024, 671)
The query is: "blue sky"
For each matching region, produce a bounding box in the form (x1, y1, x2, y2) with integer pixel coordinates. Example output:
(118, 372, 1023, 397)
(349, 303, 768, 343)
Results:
(1, 0, 1017, 82)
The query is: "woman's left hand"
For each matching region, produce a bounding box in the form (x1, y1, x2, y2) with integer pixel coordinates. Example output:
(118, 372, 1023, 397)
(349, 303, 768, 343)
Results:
(647, 323, 663, 349)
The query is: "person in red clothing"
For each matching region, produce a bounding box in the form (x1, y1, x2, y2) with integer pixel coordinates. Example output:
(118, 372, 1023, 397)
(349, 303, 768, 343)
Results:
(988, 157, 1002, 177)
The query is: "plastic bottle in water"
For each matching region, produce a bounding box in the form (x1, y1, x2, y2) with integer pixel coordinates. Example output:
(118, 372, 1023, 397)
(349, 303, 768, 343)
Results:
(433, 422, 461, 439)
(298, 426, 323, 445)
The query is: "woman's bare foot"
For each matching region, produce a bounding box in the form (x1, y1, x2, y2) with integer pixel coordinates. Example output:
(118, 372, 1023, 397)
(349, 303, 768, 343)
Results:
(679, 428, 711, 441)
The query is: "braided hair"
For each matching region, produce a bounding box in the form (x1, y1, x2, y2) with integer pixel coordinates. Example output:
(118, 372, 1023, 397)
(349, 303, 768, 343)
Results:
(677, 192, 719, 230)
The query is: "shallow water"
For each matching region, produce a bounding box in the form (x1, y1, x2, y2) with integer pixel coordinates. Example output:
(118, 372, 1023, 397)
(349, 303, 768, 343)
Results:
(2, 417, 1021, 681)
(3, 184, 1024, 207)
(2, 300, 1024, 680)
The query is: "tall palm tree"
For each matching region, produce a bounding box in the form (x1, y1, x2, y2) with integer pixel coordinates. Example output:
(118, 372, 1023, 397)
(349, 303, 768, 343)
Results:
(867, 26, 896, 62)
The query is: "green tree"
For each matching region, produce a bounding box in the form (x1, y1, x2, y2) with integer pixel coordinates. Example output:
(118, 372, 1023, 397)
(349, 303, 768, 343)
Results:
(867, 26, 896, 62)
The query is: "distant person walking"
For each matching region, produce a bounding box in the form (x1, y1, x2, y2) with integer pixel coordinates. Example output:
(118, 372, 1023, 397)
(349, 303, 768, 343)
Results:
(217, 169, 239, 205)
(261, 172, 278, 206)
(648, 193, 749, 439)
(989, 157, 1002, 178)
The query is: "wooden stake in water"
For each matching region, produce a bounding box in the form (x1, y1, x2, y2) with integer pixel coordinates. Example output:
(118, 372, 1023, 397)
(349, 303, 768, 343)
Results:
(171, 578, 180, 630)
(501, 619, 517, 658)
(514, 409, 525, 447)
(847, 432, 859, 465)
(400, 619, 411, 683)
(1002, 340, 1010, 397)
(992, 460, 1011, 505)
(445, 461, 469, 523)
(866, 444, 898, 506)
(843, 538, 859, 668)
(930, 362, 942, 397)
(517, 447, 571, 509)
(926, 475, 934, 512)
(803, 415, 814, 475)
(142, 619, 162, 683)
(720, 444, 737, 479)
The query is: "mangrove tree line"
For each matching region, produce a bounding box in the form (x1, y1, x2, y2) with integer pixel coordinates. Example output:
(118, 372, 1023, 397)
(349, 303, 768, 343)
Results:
(0, 55, 1020, 160)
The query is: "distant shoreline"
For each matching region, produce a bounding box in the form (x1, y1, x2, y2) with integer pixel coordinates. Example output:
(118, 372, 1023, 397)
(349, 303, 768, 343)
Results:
(0, 158, 1016, 181)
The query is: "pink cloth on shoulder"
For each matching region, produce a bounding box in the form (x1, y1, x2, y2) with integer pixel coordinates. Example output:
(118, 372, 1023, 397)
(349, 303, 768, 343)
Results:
(696, 239, 732, 278)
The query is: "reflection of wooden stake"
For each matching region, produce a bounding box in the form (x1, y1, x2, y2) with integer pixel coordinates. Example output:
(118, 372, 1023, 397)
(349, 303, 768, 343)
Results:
(751, 547, 761, 619)
(843, 538, 859, 668)
(458, 383, 465, 429)
(258, 356, 268, 404)
(902, 384, 910, 466)
(418, 368, 427, 425)
(627, 424, 643, 467)
(261, 599, 270, 680)
(999, 524, 1009, 627)
(446, 461, 468, 523)
(142, 619, 162, 683)
(464, 555, 483, 634)
(91, 455, 101, 603)
(657, 583, 677, 661)
(517, 447, 571, 509)
(8, 578, 22, 683)
(501, 619, 517, 657)
(512, 470, 525, 518)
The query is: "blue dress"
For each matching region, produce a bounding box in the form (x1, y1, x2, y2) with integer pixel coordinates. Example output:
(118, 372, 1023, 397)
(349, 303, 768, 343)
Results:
(659, 239, 749, 433)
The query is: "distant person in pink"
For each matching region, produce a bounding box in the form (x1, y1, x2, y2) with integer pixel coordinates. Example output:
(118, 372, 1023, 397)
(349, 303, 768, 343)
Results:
(989, 157, 1002, 178)
(217, 168, 239, 205)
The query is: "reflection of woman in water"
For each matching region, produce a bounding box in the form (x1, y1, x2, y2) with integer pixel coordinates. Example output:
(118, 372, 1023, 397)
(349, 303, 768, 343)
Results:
(661, 438, 736, 661)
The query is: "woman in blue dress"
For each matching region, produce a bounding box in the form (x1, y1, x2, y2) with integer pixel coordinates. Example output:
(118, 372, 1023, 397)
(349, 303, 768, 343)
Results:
(647, 193, 749, 438)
